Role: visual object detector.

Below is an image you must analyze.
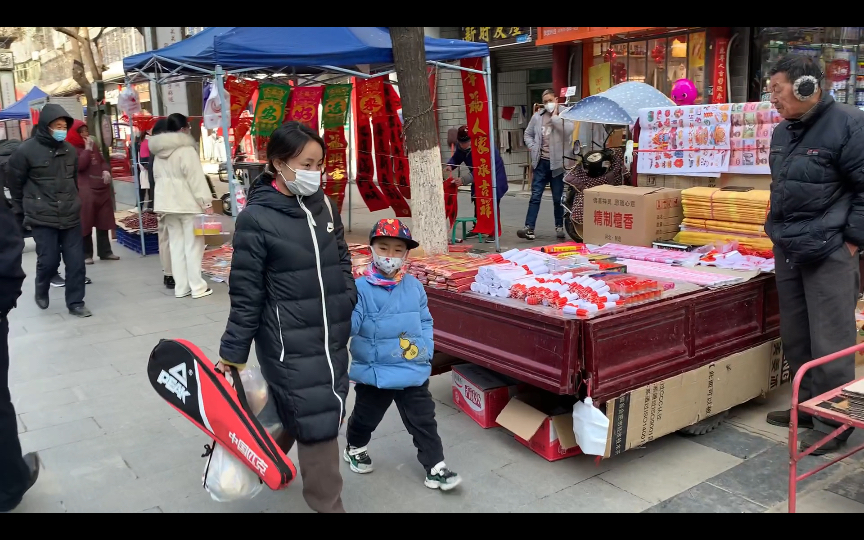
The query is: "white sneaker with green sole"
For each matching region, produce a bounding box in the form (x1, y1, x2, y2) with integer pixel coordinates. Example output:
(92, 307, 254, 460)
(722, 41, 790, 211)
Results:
(424, 461, 462, 491)
(343, 445, 374, 474)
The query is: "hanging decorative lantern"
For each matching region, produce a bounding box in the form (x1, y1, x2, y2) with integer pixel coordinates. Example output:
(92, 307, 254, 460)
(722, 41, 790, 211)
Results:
(651, 43, 666, 65)
(603, 48, 617, 63)
(612, 62, 628, 83)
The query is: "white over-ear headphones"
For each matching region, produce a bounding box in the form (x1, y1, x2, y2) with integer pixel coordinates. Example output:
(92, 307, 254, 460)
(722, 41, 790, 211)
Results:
(793, 75, 820, 101)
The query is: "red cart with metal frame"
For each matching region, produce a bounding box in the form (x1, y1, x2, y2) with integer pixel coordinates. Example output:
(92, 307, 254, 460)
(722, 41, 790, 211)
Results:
(789, 343, 864, 513)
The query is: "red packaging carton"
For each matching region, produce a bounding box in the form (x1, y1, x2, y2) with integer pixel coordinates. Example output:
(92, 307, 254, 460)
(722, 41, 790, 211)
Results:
(451, 363, 521, 429)
(496, 393, 582, 462)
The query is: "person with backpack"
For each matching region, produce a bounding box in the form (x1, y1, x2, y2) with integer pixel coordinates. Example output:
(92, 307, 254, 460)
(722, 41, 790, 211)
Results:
(7, 104, 91, 318)
(218, 121, 357, 513)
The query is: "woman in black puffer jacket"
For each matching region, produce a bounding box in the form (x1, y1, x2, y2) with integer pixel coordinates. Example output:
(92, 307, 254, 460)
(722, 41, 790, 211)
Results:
(218, 122, 356, 513)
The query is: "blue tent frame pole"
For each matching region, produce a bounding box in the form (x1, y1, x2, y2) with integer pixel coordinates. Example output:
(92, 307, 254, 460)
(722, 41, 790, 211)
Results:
(484, 56, 500, 253)
(215, 66, 238, 219)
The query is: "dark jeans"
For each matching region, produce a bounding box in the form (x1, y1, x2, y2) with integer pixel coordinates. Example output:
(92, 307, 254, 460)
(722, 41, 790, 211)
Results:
(83, 228, 112, 260)
(31, 225, 86, 309)
(525, 158, 564, 229)
(346, 380, 445, 472)
(774, 244, 859, 439)
(0, 317, 29, 509)
(139, 188, 153, 212)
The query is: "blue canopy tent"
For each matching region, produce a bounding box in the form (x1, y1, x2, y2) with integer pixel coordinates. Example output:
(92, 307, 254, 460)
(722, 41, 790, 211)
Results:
(0, 86, 48, 121)
(122, 27, 502, 249)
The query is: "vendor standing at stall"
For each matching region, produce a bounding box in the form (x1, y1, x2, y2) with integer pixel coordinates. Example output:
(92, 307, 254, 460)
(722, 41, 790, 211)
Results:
(444, 125, 507, 240)
(67, 121, 119, 265)
(764, 54, 864, 454)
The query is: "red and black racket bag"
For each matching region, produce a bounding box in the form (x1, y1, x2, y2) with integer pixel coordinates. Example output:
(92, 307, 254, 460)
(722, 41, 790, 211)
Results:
(147, 338, 296, 490)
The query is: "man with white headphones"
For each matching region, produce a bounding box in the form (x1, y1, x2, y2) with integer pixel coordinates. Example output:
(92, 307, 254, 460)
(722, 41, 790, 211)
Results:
(764, 54, 864, 455)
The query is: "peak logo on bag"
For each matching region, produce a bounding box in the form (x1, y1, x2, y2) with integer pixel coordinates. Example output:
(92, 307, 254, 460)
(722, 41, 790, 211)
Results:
(230, 432, 269, 475)
(157, 362, 192, 403)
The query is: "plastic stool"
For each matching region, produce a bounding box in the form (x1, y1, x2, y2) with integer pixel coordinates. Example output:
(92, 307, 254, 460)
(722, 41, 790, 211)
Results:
(451, 217, 484, 244)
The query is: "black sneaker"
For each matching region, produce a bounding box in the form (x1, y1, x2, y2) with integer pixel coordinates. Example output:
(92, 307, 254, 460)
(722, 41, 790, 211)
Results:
(556, 226, 566, 239)
(425, 462, 461, 491)
(50, 275, 65, 288)
(85, 277, 92, 285)
(165, 276, 175, 289)
(69, 306, 92, 318)
(35, 295, 48, 310)
(766, 409, 813, 429)
(343, 445, 374, 474)
(465, 229, 479, 238)
(517, 227, 536, 241)
(800, 430, 846, 456)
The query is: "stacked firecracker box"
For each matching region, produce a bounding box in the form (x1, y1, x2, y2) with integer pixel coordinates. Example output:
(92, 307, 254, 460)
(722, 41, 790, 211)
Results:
(406, 253, 504, 293)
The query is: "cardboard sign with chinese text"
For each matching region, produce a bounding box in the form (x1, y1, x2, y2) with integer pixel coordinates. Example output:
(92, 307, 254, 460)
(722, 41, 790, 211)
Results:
(583, 185, 682, 247)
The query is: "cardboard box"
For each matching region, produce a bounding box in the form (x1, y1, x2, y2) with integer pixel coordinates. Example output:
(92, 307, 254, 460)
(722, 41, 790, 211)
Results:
(451, 364, 521, 429)
(583, 185, 683, 247)
(496, 392, 582, 462)
(603, 339, 785, 458)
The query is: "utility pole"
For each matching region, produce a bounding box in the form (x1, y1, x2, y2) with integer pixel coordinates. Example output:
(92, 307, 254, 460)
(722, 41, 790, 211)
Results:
(389, 27, 448, 255)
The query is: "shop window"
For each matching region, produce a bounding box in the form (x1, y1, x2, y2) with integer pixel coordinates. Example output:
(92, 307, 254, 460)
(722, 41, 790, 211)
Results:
(758, 27, 863, 107)
(528, 68, 553, 86)
(688, 32, 707, 104)
(646, 38, 668, 96)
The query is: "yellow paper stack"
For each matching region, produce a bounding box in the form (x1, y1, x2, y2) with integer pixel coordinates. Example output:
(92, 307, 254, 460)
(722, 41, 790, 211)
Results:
(675, 187, 774, 251)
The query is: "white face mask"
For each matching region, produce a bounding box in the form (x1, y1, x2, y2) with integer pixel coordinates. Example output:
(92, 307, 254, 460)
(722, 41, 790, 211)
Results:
(544, 102, 557, 113)
(372, 251, 404, 276)
(279, 165, 321, 197)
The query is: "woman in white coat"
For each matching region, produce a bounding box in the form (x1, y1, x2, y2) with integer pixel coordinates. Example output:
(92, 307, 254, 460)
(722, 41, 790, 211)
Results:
(150, 113, 213, 299)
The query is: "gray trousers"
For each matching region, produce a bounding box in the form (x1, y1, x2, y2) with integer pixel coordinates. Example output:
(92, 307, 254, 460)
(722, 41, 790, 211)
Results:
(774, 244, 859, 439)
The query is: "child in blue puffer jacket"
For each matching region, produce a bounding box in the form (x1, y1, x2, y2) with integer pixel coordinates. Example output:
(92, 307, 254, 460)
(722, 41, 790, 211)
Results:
(344, 218, 462, 491)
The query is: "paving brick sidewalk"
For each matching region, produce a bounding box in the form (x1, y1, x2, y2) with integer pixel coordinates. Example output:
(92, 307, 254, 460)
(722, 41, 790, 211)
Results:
(6, 220, 864, 513)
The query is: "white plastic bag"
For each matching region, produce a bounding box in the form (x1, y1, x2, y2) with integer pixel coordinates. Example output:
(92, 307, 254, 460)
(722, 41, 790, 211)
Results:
(118, 86, 142, 115)
(203, 83, 222, 130)
(203, 365, 283, 502)
(203, 444, 265, 502)
(571, 397, 610, 456)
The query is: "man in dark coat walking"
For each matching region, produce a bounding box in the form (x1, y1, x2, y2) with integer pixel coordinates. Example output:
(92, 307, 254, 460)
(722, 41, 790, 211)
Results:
(764, 54, 864, 454)
(7, 104, 91, 318)
(0, 190, 40, 513)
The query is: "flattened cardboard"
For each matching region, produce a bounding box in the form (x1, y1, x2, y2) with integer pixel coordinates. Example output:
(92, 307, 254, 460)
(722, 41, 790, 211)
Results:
(603, 339, 781, 458)
(495, 398, 549, 441)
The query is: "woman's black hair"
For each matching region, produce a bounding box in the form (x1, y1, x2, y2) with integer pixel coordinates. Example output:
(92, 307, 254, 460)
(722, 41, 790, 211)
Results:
(151, 118, 169, 136)
(266, 121, 326, 171)
(166, 113, 189, 133)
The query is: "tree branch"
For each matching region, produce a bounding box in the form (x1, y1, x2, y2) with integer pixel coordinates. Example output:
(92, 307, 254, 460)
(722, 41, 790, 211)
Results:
(53, 27, 85, 44)
(93, 27, 105, 41)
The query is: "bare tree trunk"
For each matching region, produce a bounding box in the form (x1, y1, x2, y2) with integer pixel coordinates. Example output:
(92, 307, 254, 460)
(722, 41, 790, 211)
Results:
(389, 27, 448, 255)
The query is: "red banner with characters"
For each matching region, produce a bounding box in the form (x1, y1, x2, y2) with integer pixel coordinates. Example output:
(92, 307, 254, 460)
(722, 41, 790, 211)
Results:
(355, 123, 390, 212)
(372, 118, 411, 217)
(225, 76, 258, 128)
(459, 57, 496, 235)
(357, 78, 386, 119)
(711, 38, 729, 104)
(323, 128, 349, 212)
(383, 84, 410, 199)
(288, 86, 324, 129)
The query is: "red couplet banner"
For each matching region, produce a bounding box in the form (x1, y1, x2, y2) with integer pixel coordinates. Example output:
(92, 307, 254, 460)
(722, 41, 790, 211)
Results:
(459, 57, 496, 236)
(355, 123, 390, 213)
